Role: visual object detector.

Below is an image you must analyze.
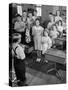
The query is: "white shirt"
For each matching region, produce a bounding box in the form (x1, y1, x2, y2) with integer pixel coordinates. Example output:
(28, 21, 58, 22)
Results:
(57, 26, 63, 32)
(32, 26, 44, 37)
(12, 44, 25, 60)
(32, 16, 37, 21)
(62, 21, 66, 30)
(27, 17, 34, 26)
(55, 16, 62, 22)
(42, 36, 52, 49)
(50, 30, 59, 39)
(47, 22, 54, 29)
(14, 21, 25, 32)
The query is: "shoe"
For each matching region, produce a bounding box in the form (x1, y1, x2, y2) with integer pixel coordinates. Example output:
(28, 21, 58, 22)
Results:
(44, 60, 48, 63)
(36, 58, 41, 62)
(17, 78, 28, 86)
(17, 81, 24, 86)
(23, 83, 28, 86)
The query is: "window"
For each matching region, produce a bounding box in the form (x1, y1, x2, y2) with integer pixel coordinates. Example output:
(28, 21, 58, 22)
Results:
(17, 5, 22, 15)
(36, 4, 42, 16)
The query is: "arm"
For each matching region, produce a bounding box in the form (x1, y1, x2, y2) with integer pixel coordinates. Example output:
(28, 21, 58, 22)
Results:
(14, 22, 24, 30)
(48, 37, 52, 49)
(32, 26, 35, 36)
(41, 37, 45, 44)
(14, 22, 20, 30)
(47, 23, 50, 29)
(41, 27, 44, 36)
(12, 49, 15, 58)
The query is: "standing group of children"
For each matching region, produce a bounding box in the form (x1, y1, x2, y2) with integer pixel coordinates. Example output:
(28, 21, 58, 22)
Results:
(32, 10, 66, 62)
(32, 18, 52, 62)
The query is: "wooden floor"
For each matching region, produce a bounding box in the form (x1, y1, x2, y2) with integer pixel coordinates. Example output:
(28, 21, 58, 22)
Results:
(25, 50, 66, 86)
(11, 49, 66, 86)
(26, 67, 62, 86)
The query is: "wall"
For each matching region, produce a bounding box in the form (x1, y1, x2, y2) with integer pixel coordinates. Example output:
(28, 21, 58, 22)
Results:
(41, 5, 59, 21)
(22, 4, 36, 11)
(41, 5, 66, 22)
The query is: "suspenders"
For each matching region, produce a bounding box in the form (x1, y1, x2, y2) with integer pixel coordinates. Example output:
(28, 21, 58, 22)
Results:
(13, 46, 18, 56)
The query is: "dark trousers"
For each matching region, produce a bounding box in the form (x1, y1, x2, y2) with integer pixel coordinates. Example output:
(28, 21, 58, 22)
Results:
(14, 57, 26, 82)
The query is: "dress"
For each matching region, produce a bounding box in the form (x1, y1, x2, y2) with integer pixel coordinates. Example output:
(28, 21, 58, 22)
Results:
(50, 30, 59, 39)
(32, 26, 44, 50)
(41, 36, 52, 54)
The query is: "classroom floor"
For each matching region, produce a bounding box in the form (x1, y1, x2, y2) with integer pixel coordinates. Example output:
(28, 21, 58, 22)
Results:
(11, 50, 66, 87)
(25, 50, 66, 86)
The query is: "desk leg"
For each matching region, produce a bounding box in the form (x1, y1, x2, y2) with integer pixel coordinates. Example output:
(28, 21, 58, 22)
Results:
(47, 62, 64, 81)
(47, 62, 57, 73)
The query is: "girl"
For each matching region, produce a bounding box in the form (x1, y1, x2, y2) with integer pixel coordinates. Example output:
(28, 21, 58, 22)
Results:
(49, 25, 59, 46)
(56, 20, 63, 37)
(32, 18, 44, 62)
(47, 13, 55, 30)
(41, 30, 52, 54)
(55, 10, 63, 23)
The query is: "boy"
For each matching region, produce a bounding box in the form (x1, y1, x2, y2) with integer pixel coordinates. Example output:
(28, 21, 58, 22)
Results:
(14, 14, 26, 44)
(22, 10, 27, 22)
(12, 33, 27, 86)
(27, 11, 34, 28)
(14, 14, 25, 32)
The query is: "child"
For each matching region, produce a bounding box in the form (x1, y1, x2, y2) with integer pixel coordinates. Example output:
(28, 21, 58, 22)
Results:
(55, 10, 62, 23)
(22, 10, 27, 23)
(49, 25, 59, 46)
(12, 33, 27, 86)
(33, 10, 38, 21)
(41, 30, 52, 54)
(56, 20, 63, 37)
(25, 24, 31, 43)
(14, 14, 26, 44)
(32, 18, 44, 62)
(27, 12, 34, 28)
(14, 14, 25, 32)
(47, 13, 55, 30)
